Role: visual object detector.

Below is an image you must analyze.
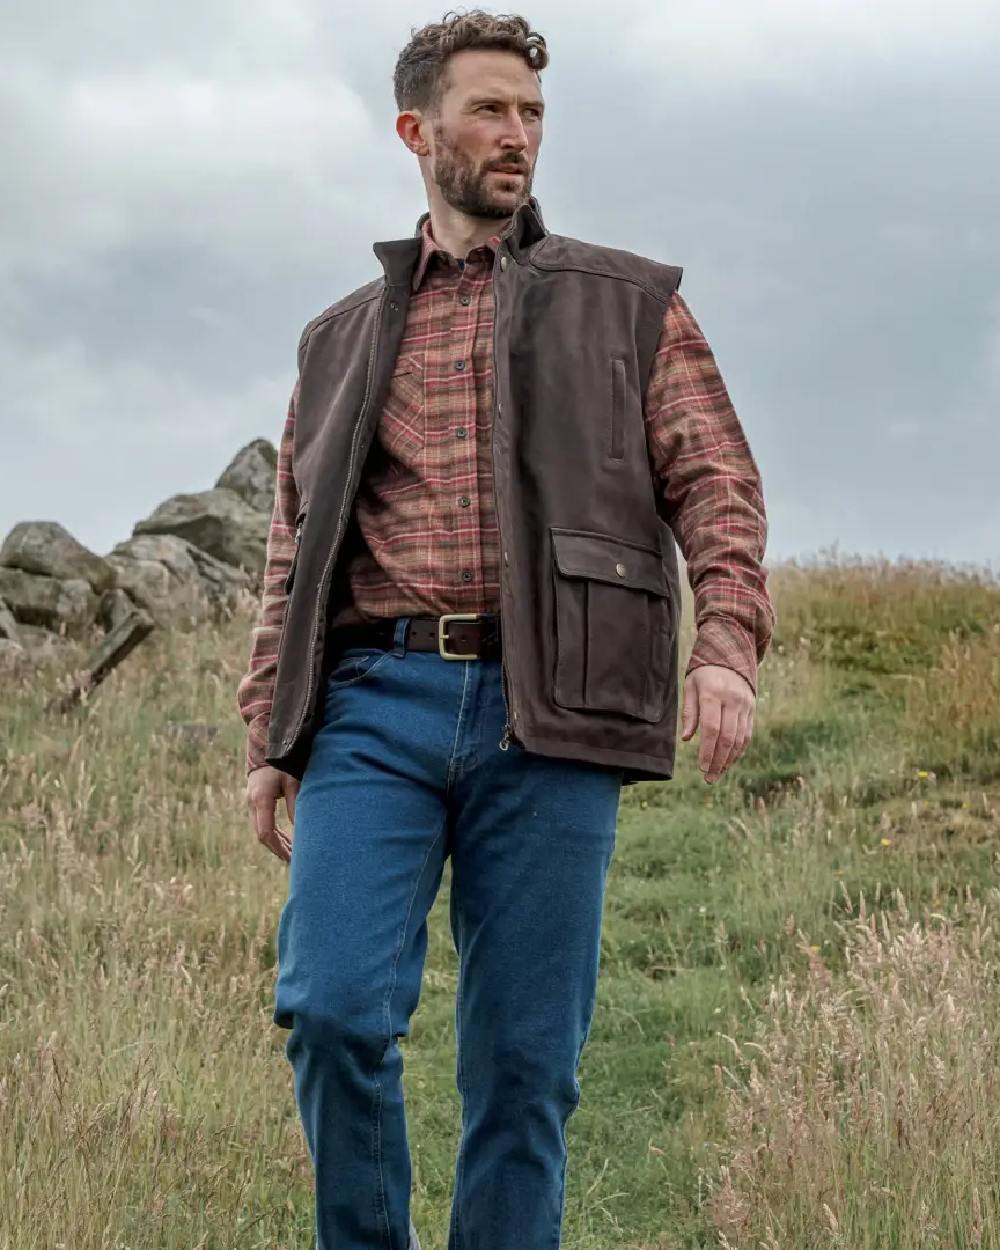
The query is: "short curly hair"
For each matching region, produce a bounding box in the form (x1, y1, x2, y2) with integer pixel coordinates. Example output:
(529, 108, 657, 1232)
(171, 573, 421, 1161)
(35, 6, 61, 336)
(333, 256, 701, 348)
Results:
(393, 9, 549, 117)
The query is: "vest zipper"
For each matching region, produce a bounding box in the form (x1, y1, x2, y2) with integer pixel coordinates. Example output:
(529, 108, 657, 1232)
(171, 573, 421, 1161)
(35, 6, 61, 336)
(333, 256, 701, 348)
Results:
(284, 285, 388, 751)
(492, 229, 518, 752)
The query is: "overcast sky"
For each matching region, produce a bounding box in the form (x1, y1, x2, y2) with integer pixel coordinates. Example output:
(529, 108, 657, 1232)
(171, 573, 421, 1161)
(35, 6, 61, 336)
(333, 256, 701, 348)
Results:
(2, 1, 999, 572)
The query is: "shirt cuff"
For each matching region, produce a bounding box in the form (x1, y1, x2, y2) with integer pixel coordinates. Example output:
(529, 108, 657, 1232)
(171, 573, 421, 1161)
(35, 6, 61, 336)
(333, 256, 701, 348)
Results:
(685, 616, 759, 696)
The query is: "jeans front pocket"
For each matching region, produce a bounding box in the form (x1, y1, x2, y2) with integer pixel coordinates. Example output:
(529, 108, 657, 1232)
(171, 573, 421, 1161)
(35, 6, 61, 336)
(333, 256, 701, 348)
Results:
(326, 645, 392, 691)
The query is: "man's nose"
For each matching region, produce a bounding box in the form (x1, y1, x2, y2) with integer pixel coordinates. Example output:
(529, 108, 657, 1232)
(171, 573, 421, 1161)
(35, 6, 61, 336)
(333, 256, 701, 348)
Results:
(500, 114, 530, 149)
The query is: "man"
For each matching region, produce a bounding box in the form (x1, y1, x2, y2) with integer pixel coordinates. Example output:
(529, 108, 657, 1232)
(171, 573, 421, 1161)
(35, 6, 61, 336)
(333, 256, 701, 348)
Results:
(237, 11, 775, 1249)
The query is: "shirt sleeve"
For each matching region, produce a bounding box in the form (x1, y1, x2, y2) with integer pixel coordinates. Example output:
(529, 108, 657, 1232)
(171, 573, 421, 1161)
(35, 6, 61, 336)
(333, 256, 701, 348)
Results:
(235, 380, 301, 774)
(643, 291, 776, 695)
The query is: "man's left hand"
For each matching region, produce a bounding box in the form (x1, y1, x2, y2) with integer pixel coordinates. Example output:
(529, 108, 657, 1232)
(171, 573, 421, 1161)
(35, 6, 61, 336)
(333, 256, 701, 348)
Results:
(680, 664, 756, 783)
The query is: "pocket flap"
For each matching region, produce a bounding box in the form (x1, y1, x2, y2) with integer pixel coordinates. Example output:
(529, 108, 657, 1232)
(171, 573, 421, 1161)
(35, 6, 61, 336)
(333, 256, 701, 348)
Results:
(550, 527, 668, 596)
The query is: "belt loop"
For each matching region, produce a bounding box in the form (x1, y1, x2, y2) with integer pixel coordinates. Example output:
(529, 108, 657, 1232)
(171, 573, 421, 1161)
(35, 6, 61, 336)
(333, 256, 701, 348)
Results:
(391, 616, 410, 657)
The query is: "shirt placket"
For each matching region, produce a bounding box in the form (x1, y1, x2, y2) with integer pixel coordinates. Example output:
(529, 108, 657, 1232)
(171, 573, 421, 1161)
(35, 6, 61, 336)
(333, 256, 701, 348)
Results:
(445, 255, 483, 608)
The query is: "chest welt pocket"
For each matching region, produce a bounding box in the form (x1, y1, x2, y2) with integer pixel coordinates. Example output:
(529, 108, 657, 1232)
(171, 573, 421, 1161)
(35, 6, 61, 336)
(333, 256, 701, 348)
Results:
(550, 527, 673, 723)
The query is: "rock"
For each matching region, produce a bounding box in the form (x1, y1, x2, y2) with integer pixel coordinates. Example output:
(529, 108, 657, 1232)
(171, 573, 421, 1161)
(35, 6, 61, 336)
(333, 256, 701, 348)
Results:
(132, 487, 269, 573)
(215, 439, 278, 514)
(185, 543, 254, 601)
(0, 637, 26, 669)
(106, 533, 251, 625)
(0, 521, 116, 595)
(98, 587, 137, 633)
(14, 622, 73, 665)
(0, 595, 20, 643)
(0, 567, 99, 635)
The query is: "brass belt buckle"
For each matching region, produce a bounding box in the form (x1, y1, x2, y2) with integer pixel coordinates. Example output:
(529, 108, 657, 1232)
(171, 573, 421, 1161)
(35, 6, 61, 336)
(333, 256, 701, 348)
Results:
(438, 613, 481, 660)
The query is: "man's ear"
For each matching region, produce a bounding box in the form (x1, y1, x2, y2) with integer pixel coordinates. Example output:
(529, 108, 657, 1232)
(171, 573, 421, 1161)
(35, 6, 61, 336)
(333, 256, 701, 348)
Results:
(396, 109, 430, 157)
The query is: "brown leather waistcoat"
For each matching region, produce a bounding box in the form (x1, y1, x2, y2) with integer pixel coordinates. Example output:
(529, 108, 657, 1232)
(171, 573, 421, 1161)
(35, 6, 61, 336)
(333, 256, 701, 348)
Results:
(266, 197, 684, 785)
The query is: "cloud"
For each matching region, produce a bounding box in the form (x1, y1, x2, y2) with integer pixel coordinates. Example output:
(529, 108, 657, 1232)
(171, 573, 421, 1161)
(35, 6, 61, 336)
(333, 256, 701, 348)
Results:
(620, 0, 1000, 92)
(1, 0, 998, 567)
(1, 64, 378, 283)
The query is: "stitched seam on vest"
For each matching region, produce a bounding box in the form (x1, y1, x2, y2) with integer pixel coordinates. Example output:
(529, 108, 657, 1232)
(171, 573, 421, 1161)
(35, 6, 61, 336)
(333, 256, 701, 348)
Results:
(528, 259, 679, 306)
(299, 282, 384, 356)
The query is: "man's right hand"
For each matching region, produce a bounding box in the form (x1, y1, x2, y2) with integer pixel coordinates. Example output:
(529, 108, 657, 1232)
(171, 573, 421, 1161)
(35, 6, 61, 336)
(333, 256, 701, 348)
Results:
(246, 765, 299, 863)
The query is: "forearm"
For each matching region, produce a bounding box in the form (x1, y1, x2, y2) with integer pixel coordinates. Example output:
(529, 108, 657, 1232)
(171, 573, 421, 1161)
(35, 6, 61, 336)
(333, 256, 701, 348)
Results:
(236, 381, 301, 773)
(644, 292, 776, 694)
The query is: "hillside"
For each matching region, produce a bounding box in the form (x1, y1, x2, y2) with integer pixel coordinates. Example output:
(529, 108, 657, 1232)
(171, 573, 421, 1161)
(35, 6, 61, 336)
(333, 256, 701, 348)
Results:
(2, 553, 1000, 1248)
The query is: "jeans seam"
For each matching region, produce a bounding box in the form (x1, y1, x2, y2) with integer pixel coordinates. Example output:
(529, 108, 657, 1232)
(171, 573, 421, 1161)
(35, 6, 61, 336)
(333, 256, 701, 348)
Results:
(446, 661, 472, 792)
(373, 811, 448, 1249)
(453, 886, 467, 1250)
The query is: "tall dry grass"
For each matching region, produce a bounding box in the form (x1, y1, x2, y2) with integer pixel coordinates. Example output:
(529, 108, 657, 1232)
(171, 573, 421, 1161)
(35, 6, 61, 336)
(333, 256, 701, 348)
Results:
(710, 884, 1000, 1247)
(3, 555, 1000, 1246)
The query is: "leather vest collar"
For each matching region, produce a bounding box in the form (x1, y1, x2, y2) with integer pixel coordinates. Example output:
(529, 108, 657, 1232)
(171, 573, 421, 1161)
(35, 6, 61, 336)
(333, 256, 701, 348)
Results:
(372, 195, 548, 289)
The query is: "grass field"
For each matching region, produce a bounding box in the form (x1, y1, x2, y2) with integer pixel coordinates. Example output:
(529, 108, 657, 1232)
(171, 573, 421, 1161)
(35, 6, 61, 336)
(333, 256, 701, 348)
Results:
(3, 552, 1000, 1248)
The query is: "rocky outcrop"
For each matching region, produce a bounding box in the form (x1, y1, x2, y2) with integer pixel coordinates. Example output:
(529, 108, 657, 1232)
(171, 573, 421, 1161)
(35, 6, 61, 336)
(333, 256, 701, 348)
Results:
(132, 488, 268, 574)
(216, 438, 279, 515)
(0, 438, 277, 668)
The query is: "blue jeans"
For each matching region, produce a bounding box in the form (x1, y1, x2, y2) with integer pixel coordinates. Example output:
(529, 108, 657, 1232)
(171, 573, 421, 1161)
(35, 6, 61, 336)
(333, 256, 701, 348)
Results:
(273, 617, 624, 1250)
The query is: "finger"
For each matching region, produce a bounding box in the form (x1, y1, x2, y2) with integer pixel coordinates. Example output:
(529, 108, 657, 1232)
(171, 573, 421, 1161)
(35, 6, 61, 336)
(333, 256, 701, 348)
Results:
(284, 779, 299, 825)
(263, 823, 292, 863)
(706, 702, 740, 781)
(271, 825, 292, 863)
(721, 704, 751, 773)
(252, 796, 290, 863)
(681, 674, 699, 741)
(698, 697, 722, 777)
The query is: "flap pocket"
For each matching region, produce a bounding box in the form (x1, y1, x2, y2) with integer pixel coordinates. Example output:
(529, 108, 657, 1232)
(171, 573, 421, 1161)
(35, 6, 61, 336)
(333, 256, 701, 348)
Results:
(550, 528, 668, 596)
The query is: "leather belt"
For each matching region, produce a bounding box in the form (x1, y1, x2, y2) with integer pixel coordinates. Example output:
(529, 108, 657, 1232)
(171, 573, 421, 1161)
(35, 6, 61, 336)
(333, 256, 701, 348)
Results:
(327, 612, 502, 660)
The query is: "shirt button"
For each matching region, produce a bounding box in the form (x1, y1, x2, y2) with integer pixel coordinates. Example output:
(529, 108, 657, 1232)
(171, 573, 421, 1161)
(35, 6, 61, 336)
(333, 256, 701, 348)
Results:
(455, 360, 465, 370)
(458, 496, 470, 507)
(459, 294, 471, 306)
(500, 255, 508, 271)
(455, 427, 467, 438)
(504, 549, 509, 565)
(460, 570, 473, 582)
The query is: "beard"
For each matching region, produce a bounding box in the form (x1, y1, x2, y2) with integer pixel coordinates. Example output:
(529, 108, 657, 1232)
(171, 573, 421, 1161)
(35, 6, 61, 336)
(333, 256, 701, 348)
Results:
(431, 122, 533, 220)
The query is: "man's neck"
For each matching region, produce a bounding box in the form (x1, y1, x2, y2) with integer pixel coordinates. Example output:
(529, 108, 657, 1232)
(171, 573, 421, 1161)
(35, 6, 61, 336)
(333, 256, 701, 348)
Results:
(427, 203, 513, 261)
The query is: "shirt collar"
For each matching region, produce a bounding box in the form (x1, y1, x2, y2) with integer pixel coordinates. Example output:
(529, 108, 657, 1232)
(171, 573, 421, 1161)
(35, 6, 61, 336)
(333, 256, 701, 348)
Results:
(411, 214, 506, 294)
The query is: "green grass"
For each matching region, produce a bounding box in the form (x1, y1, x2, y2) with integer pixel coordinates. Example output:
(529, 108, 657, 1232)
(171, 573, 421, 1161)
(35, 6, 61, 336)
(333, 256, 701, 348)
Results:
(3, 553, 1000, 1247)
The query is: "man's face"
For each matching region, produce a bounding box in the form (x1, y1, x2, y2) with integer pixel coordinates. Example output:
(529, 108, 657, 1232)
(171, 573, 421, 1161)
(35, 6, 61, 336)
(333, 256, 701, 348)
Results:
(418, 50, 544, 220)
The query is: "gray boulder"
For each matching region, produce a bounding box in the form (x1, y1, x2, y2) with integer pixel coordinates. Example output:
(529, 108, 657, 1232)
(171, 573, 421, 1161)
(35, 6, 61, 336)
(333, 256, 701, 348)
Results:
(0, 638, 26, 669)
(215, 438, 278, 515)
(132, 487, 268, 573)
(0, 521, 116, 594)
(0, 566, 98, 635)
(98, 587, 138, 633)
(0, 595, 20, 643)
(12, 622, 73, 666)
(106, 533, 251, 624)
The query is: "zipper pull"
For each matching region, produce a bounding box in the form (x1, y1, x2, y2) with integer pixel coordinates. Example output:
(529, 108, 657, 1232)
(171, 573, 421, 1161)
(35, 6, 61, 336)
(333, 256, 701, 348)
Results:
(499, 720, 512, 751)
